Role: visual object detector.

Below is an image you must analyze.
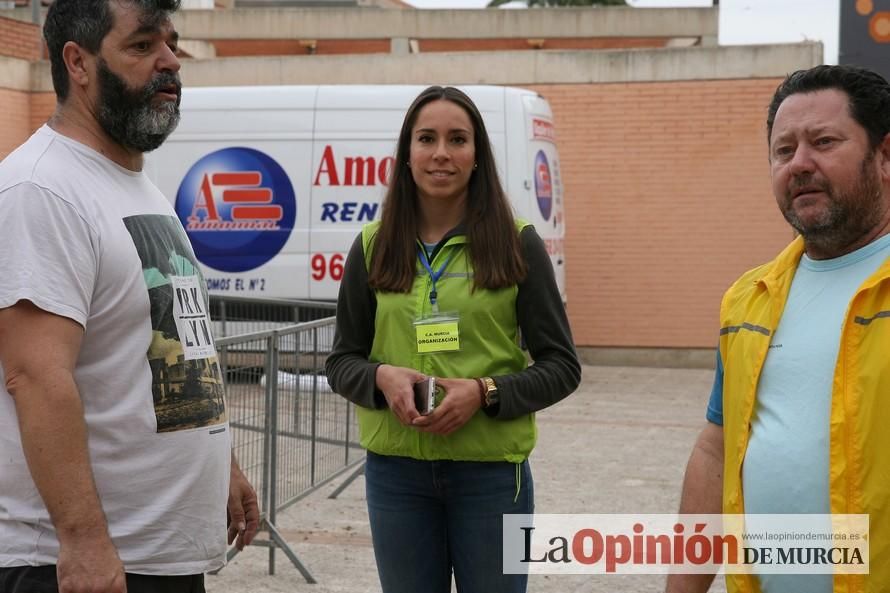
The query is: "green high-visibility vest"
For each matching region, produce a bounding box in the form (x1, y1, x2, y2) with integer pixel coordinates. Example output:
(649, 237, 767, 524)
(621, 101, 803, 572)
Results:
(358, 221, 536, 462)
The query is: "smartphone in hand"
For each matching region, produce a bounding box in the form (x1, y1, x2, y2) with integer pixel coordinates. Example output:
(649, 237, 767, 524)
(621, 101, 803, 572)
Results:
(413, 377, 437, 415)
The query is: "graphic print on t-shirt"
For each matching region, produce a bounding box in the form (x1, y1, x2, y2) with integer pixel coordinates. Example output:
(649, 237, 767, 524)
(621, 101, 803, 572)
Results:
(123, 214, 227, 432)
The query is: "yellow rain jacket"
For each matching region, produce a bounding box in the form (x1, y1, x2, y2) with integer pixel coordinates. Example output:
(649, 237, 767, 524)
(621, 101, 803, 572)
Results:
(719, 236, 890, 593)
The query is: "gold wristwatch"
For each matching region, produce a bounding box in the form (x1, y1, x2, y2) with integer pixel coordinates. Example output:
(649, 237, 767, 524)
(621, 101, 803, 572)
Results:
(479, 376, 499, 409)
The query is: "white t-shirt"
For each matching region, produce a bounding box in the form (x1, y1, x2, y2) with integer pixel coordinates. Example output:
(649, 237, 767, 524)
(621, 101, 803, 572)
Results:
(0, 126, 231, 575)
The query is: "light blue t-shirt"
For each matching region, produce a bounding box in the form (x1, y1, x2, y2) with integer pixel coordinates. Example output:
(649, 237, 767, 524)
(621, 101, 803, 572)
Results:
(423, 241, 437, 259)
(707, 233, 890, 593)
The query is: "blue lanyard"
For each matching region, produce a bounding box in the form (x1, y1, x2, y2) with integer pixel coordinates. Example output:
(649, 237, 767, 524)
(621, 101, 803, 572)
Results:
(417, 244, 453, 314)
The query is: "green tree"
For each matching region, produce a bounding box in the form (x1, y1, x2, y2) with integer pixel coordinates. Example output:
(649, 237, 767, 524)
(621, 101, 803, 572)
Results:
(488, 0, 625, 6)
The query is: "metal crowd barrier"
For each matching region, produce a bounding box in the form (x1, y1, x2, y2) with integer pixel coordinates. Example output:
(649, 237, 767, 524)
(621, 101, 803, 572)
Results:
(209, 295, 337, 339)
(213, 299, 363, 582)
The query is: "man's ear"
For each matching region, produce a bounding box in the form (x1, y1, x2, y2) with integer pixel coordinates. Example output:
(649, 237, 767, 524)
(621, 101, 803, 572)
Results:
(880, 132, 890, 183)
(61, 41, 91, 90)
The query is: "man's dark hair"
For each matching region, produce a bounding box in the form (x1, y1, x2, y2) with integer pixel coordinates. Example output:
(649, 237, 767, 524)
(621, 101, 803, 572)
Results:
(767, 64, 890, 150)
(44, 0, 181, 101)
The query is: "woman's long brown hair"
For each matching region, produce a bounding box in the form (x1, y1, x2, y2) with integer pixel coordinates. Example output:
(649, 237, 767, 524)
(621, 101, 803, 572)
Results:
(368, 86, 527, 293)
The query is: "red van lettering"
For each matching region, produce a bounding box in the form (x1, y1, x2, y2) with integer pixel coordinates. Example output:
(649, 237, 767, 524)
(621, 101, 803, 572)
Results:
(345, 156, 374, 186)
(314, 145, 340, 186)
(314, 146, 395, 187)
(189, 174, 221, 222)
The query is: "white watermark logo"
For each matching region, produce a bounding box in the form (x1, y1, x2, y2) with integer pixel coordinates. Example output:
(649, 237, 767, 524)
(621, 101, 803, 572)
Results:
(503, 514, 869, 575)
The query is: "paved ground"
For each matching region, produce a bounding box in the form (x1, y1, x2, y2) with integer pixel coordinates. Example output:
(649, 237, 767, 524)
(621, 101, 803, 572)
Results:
(206, 365, 728, 593)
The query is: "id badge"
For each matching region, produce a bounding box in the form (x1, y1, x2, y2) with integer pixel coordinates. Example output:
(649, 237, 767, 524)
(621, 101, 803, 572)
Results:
(414, 311, 461, 354)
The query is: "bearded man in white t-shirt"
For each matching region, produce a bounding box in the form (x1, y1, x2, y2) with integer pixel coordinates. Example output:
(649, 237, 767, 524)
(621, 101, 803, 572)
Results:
(0, 0, 258, 591)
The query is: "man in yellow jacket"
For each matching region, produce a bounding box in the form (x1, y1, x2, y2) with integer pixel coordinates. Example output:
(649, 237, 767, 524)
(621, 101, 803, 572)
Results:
(666, 65, 890, 593)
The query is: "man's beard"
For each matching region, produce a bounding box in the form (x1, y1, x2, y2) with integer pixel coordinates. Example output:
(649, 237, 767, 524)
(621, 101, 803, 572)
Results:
(96, 58, 181, 153)
(780, 152, 885, 256)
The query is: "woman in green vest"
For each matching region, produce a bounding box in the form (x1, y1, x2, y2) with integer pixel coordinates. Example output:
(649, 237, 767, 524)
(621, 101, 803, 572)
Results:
(326, 85, 581, 593)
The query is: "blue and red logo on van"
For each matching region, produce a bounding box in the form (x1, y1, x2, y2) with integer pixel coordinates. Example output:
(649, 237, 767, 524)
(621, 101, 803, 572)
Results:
(534, 150, 553, 221)
(175, 147, 296, 273)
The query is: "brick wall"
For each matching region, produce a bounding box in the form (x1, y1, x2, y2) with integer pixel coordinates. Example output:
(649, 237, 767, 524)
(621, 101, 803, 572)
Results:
(213, 39, 391, 56)
(530, 80, 792, 348)
(0, 16, 41, 60)
(30, 92, 56, 131)
(0, 91, 52, 157)
(0, 93, 55, 157)
(419, 37, 669, 52)
(212, 37, 670, 56)
(0, 89, 31, 157)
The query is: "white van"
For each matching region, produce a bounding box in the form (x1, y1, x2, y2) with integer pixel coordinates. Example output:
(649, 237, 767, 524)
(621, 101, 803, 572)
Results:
(145, 85, 566, 302)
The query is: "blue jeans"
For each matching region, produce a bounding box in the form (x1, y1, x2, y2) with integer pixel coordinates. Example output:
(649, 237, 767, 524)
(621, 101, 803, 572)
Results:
(364, 451, 533, 593)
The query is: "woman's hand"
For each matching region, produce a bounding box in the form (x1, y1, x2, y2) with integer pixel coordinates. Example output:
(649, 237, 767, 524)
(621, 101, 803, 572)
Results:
(412, 377, 482, 435)
(376, 364, 426, 425)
